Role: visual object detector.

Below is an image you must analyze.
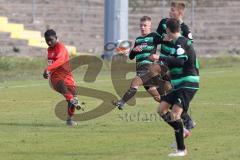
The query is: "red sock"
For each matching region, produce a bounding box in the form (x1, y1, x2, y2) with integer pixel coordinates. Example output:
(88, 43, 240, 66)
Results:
(64, 93, 74, 101)
(68, 106, 75, 117)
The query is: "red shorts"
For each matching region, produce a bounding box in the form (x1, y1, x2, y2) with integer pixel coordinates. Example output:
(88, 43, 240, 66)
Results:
(50, 71, 75, 87)
(49, 73, 77, 101)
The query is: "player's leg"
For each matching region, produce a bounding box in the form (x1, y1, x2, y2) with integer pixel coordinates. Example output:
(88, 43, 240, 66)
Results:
(141, 62, 169, 84)
(64, 76, 78, 97)
(145, 86, 161, 102)
(113, 76, 143, 109)
(157, 101, 172, 122)
(180, 89, 198, 130)
(67, 84, 84, 110)
(64, 75, 84, 107)
(113, 63, 164, 109)
(143, 64, 172, 102)
(157, 97, 187, 156)
(113, 64, 151, 109)
(143, 72, 172, 103)
(53, 80, 78, 126)
(67, 84, 77, 97)
(54, 80, 74, 101)
(157, 91, 187, 156)
(156, 80, 195, 131)
(147, 63, 162, 78)
(168, 105, 187, 157)
(167, 89, 197, 156)
(156, 89, 173, 121)
(65, 81, 84, 111)
(156, 80, 172, 96)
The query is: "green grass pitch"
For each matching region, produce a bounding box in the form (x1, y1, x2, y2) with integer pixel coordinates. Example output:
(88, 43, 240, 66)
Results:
(0, 58, 240, 160)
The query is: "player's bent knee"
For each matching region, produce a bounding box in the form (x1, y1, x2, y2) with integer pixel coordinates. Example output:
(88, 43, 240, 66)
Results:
(159, 102, 170, 113)
(170, 112, 181, 121)
(130, 86, 138, 90)
(131, 76, 143, 87)
(157, 106, 167, 116)
(148, 86, 157, 91)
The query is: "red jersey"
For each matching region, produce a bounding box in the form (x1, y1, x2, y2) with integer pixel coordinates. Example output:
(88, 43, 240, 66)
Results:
(46, 42, 73, 80)
(45, 42, 76, 101)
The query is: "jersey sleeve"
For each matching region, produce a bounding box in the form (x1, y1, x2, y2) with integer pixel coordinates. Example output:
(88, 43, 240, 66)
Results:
(182, 24, 193, 42)
(46, 45, 68, 72)
(159, 56, 184, 68)
(129, 42, 137, 60)
(174, 39, 189, 62)
(153, 32, 164, 45)
(175, 47, 188, 61)
(156, 19, 167, 36)
(159, 45, 187, 68)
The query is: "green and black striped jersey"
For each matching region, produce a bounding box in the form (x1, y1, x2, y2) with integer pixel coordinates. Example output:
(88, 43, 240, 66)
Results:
(165, 36, 199, 90)
(129, 32, 163, 67)
(156, 18, 193, 57)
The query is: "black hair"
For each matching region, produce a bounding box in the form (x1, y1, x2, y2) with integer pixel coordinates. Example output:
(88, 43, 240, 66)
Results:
(44, 29, 57, 38)
(166, 18, 180, 33)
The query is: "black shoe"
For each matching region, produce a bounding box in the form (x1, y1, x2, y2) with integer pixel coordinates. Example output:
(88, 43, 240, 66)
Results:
(69, 98, 84, 111)
(112, 100, 124, 110)
(184, 119, 196, 130)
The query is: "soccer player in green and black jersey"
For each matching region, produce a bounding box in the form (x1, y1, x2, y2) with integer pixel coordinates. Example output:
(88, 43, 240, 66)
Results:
(150, 18, 199, 157)
(156, 2, 196, 131)
(112, 16, 170, 109)
(157, 2, 193, 47)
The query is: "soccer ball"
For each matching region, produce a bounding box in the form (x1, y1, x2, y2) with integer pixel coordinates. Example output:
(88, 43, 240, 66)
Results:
(115, 40, 131, 55)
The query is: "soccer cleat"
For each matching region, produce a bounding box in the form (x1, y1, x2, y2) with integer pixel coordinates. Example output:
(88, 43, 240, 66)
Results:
(184, 118, 197, 130)
(112, 100, 125, 110)
(70, 98, 79, 107)
(168, 149, 187, 157)
(70, 98, 84, 111)
(66, 118, 78, 126)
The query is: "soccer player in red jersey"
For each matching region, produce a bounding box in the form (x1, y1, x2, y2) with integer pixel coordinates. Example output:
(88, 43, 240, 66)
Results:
(43, 29, 80, 126)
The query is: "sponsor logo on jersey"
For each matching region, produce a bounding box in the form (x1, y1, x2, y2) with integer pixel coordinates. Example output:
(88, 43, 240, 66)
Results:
(140, 43, 148, 49)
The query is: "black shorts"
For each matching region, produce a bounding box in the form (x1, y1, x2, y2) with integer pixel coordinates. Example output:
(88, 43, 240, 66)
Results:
(136, 64, 162, 90)
(136, 64, 151, 78)
(136, 64, 152, 87)
(136, 64, 169, 93)
(161, 88, 197, 112)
